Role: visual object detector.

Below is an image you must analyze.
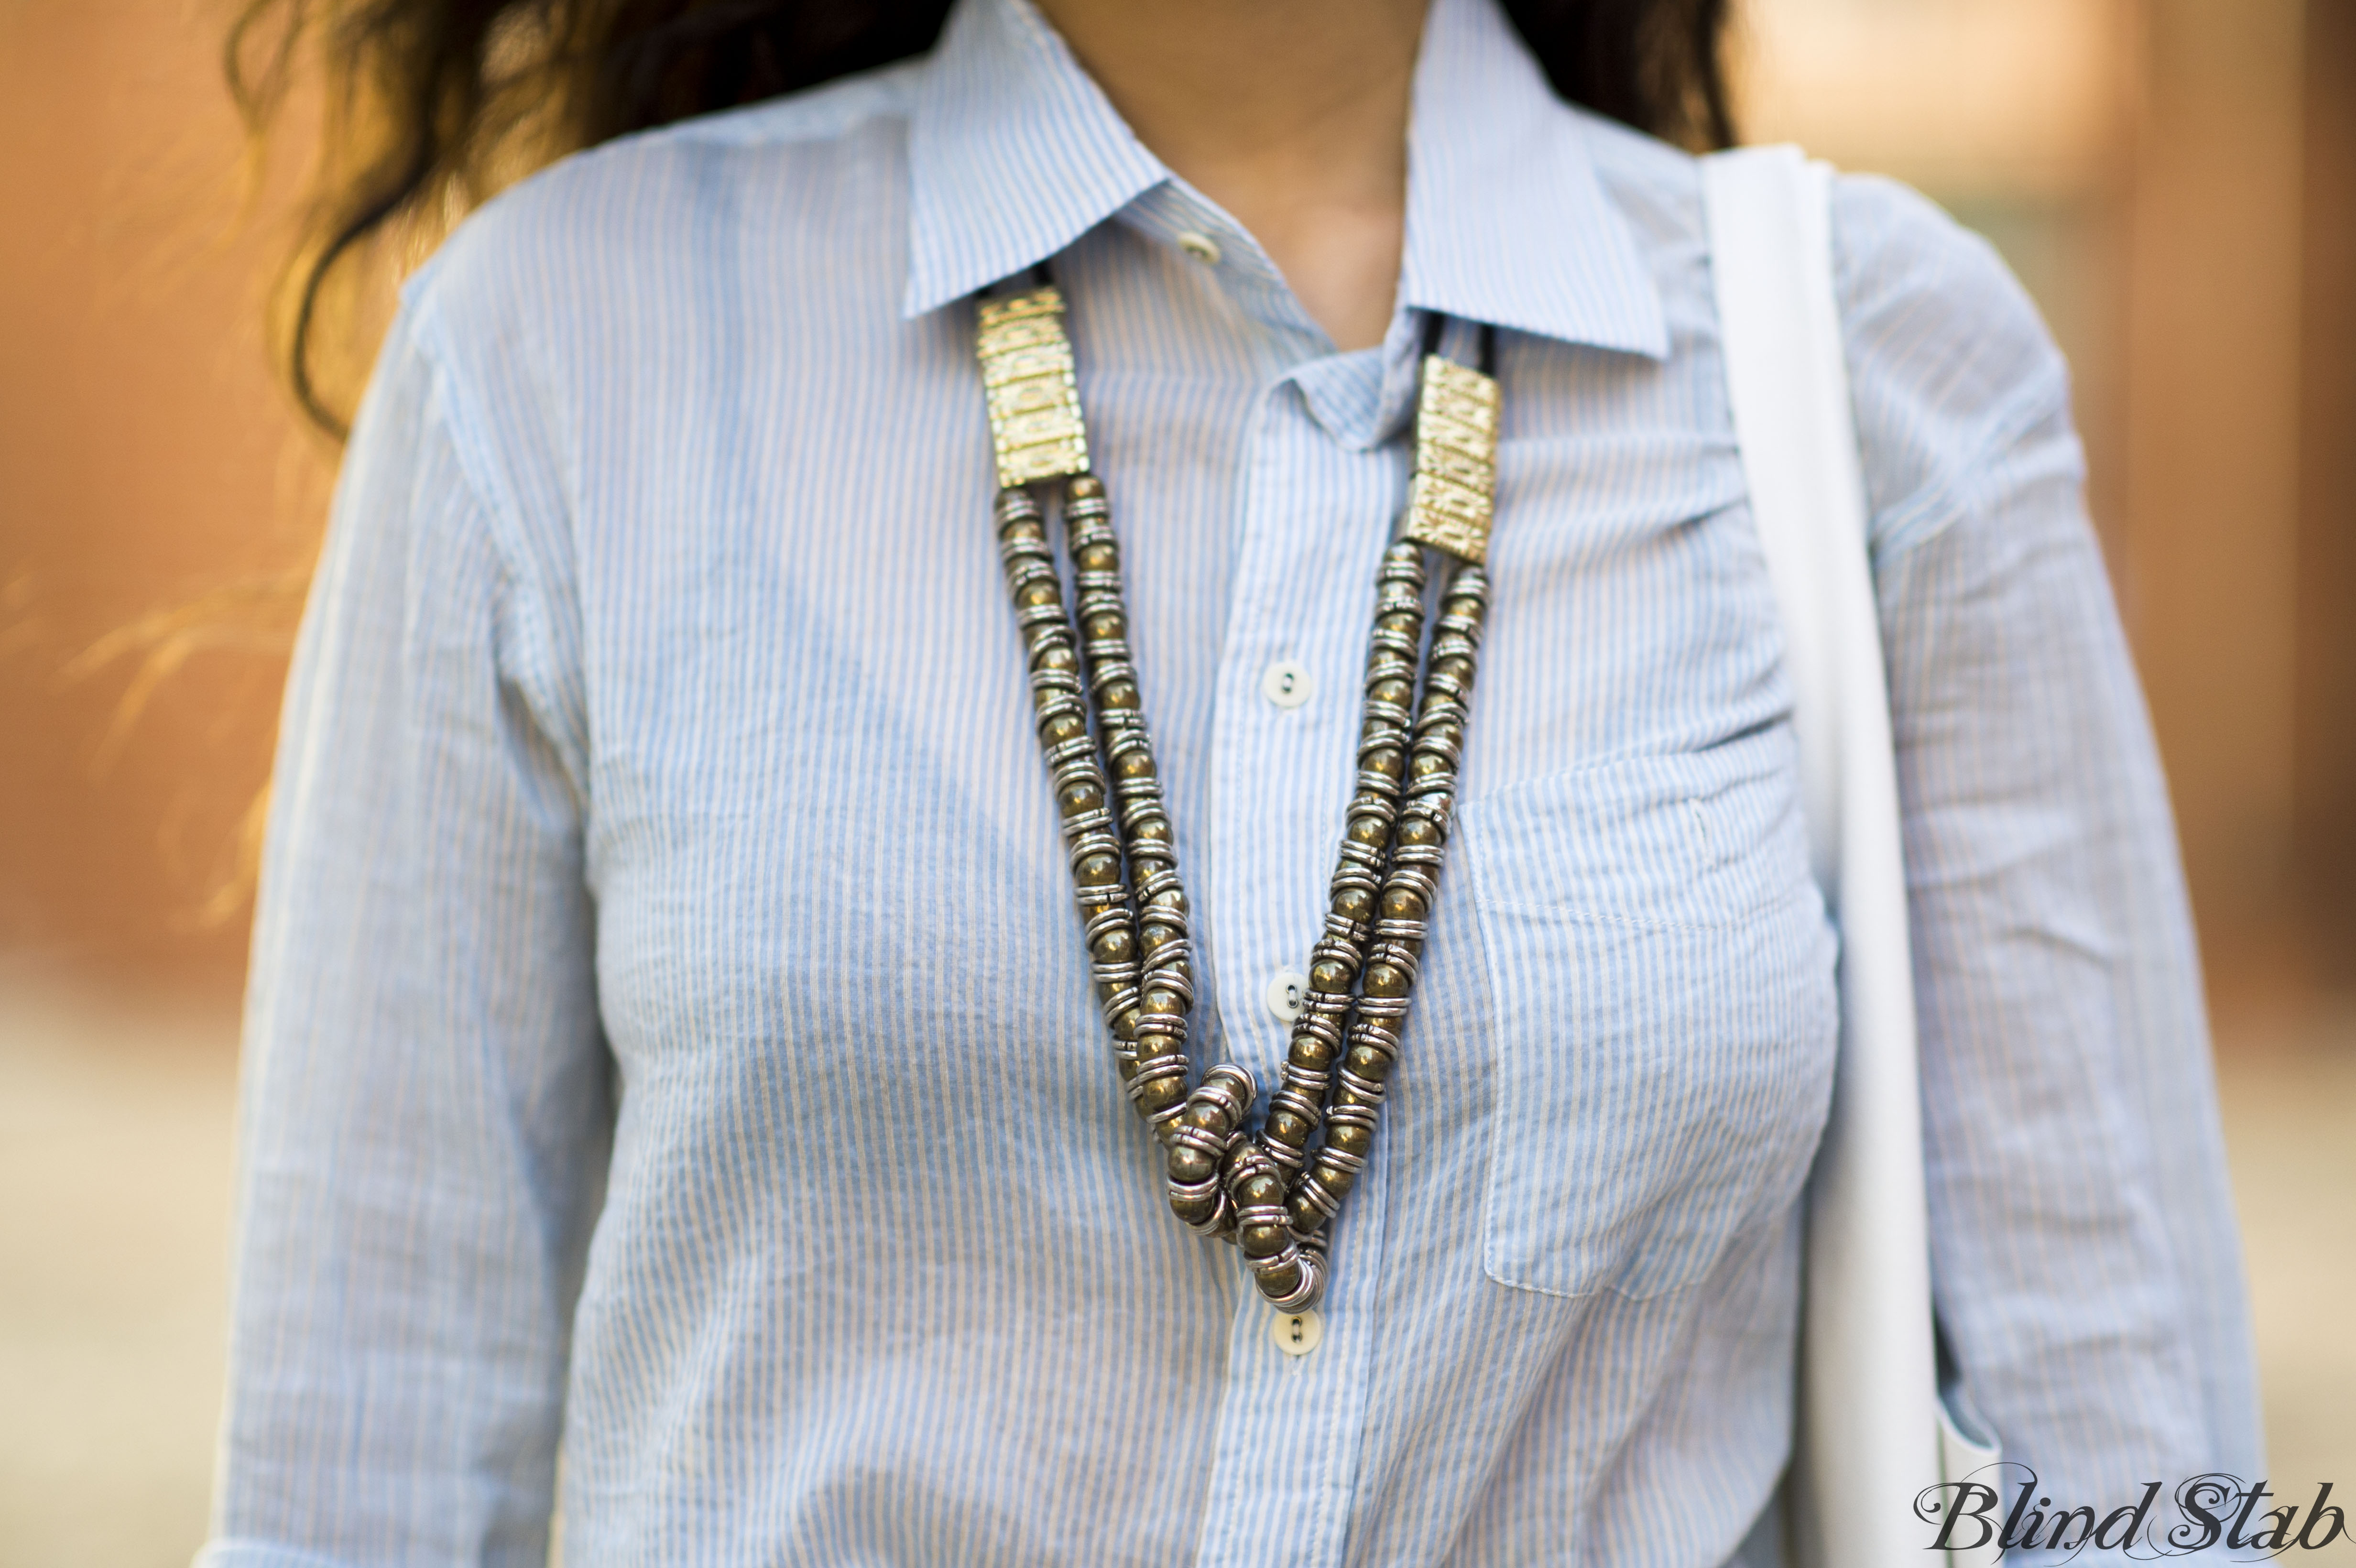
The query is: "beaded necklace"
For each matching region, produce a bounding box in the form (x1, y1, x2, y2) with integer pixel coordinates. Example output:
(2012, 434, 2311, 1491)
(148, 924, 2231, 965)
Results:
(976, 277, 1500, 1312)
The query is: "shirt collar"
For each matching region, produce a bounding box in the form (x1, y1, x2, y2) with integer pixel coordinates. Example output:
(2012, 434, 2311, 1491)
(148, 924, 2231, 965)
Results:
(1398, 0, 1669, 358)
(903, 0, 1669, 363)
(902, 0, 1163, 319)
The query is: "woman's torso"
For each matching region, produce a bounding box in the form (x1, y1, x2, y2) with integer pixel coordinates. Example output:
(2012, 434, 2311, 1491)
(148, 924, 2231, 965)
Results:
(371, 0, 1855, 1557)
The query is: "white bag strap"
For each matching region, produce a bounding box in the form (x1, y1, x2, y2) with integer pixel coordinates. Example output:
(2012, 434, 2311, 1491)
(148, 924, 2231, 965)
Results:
(1702, 146, 1996, 1568)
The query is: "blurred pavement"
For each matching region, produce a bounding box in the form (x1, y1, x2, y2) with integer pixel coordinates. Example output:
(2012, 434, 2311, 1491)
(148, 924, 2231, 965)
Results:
(1, 979, 236, 1568)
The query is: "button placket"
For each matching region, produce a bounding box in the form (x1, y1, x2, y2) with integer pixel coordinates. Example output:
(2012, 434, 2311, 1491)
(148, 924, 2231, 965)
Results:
(1193, 1119, 1392, 1568)
(1203, 408, 1370, 1088)
(1191, 385, 1406, 1568)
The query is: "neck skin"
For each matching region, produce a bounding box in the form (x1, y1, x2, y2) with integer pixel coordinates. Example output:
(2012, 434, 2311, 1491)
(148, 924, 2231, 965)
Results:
(1033, 0, 1430, 352)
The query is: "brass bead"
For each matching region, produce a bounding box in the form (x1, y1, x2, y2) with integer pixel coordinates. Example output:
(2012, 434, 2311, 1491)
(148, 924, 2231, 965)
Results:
(1362, 963, 1407, 999)
(1380, 886, 1425, 920)
(1331, 887, 1374, 924)
(1396, 816, 1440, 848)
(1133, 1039, 1185, 1074)
(1234, 1171, 1286, 1210)
(1265, 1108, 1312, 1147)
(1134, 1075, 1187, 1114)
(1180, 1099, 1226, 1132)
(1346, 1045, 1393, 1080)
(1288, 1033, 1336, 1071)
(1202, 1063, 1258, 1107)
(1326, 1121, 1372, 1157)
(1170, 1189, 1222, 1226)
(1169, 1145, 1217, 1185)
(1075, 852, 1121, 887)
(1239, 1222, 1291, 1259)
(1310, 1158, 1358, 1200)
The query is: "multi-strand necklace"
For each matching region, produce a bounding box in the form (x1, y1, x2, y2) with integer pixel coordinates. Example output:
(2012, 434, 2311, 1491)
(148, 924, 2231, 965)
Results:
(975, 277, 1500, 1312)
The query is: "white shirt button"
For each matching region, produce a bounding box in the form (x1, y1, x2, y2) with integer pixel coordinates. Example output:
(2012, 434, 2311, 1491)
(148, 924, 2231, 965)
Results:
(1270, 1308, 1324, 1357)
(1260, 659, 1312, 709)
(1265, 967, 1308, 1023)
(1176, 230, 1222, 266)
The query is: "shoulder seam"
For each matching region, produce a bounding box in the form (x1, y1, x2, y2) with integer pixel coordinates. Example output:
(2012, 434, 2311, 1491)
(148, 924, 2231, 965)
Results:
(583, 56, 922, 155)
(1867, 349, 2075, 568)
(397, 289, 542, 591)
(395, 290, 591, 793)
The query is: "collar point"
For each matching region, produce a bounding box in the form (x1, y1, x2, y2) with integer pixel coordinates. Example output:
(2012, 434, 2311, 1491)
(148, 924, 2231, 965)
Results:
(901, 276, 962, 322)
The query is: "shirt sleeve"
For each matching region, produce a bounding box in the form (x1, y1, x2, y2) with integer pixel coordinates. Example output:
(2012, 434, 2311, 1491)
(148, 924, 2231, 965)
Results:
(1834, 174, 2266, 1510)
(201, 293, 610, 1566)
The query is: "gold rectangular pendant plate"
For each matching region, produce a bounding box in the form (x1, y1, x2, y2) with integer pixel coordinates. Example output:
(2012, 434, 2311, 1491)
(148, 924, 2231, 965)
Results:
(976, 286, 1091, 488)
(1403, 354, 1501, 563)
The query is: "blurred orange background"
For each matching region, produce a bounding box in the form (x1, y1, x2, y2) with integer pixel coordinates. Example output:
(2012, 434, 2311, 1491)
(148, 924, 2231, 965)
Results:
(2, 0, 2351, 1562)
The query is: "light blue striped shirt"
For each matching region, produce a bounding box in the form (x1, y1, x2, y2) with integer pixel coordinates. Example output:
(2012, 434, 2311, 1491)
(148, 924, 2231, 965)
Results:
(204, 0, 2262, 1561)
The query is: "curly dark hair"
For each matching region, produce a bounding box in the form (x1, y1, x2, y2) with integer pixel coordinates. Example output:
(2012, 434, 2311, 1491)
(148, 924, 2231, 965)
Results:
(229, 0, 1735, 435)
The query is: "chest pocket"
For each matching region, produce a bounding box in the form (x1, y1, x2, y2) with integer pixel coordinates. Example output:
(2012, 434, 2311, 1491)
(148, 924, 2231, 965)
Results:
(1460, 731, 1839, 1299)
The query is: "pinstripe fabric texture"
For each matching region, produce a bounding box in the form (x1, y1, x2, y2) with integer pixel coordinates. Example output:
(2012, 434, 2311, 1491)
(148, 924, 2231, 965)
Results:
(201, 0, 2262, 1562)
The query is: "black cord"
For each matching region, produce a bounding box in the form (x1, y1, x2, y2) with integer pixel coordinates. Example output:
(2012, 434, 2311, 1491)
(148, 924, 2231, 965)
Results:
(1419, 313, 1498, 376)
